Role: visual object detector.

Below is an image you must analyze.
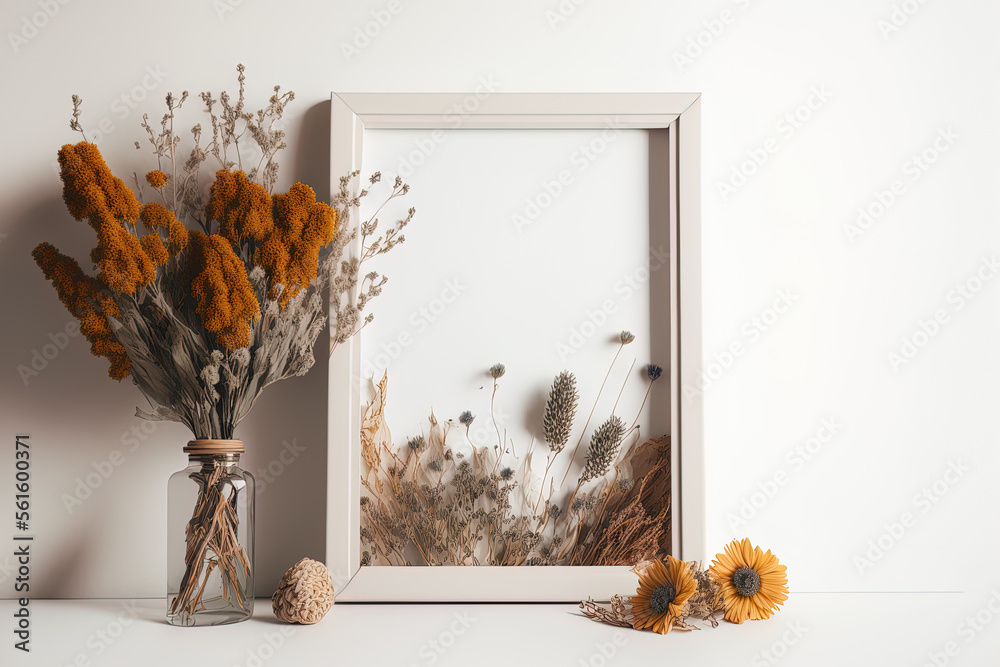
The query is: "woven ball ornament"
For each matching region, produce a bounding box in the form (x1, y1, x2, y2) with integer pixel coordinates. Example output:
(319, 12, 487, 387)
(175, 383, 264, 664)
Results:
(271, 558, 335, 624)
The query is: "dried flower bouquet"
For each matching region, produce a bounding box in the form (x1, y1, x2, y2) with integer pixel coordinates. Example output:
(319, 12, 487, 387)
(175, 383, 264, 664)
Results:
(34, 66, 412, 621)
(359, 332, 672, 567)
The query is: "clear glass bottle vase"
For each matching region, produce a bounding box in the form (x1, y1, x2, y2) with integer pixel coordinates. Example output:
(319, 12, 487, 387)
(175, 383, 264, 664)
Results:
(167, 439, 254, 626)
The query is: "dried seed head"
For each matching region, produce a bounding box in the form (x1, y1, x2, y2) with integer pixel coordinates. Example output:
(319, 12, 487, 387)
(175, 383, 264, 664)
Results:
(733, 566, 761, 597)
(459, 410, 475, 426)
(581, 416, 627, 482)
(620, 331, 635, 344)
(500, 467, 514, 480)
(489, 363, 506, 379)
(647, 364, 663, 381)
(407, 435, 425, 451)
(649, 584, 677, 614)
(543, 371, 579, 452)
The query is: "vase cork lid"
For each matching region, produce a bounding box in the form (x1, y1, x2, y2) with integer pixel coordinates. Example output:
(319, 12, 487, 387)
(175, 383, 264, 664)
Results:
(184, 439, 245, 454)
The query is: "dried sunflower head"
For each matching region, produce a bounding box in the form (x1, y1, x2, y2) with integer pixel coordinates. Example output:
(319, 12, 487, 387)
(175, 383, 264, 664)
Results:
(631, 556, 697, 635)
(708, 538, 788, 624)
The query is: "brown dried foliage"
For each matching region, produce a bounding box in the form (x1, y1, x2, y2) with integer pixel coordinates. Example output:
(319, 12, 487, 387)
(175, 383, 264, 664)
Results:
(571, 436, 672, 566)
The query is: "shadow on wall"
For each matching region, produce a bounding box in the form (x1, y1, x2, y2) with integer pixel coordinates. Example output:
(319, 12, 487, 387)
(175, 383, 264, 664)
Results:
(291, 99, 332, 203)
(241, 98, 332, 595)
(0, 194, 118, 405)
(1, 99, 334, 598)
(0, 193, 160, 599)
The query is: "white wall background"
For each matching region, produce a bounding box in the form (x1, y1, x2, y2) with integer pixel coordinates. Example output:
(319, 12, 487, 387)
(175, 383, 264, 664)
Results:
(0, 0, 996, 598)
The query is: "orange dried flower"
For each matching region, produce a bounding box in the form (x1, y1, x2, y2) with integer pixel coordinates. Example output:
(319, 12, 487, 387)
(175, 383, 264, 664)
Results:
(140, 233, 169, 267)
(57, 142, 156, 294)
(31, 242, 131, 380)
(145, 170, 168, 188)
(140, 202, 189, 254)
(186, 231, 261, 349)
(630, 556, 697, 635)
(87, 224, 157, 294)
(260, 182, 338, 306)
(709, 538, 788, 624)
(205, 169, 274, 244)
(58, 142, 140, 224)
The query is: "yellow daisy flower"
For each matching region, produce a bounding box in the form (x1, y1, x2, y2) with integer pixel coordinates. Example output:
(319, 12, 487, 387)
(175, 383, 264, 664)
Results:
(709, 538, 788, 624)
(630, 556, 697, 634)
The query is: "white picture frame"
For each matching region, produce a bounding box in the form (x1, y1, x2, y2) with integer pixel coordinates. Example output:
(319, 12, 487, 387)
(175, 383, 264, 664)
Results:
(326, 93, 703, 601)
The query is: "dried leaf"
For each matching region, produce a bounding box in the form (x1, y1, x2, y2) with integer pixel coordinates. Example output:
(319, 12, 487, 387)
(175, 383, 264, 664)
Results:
(360, 372, 389, 492)
(683, 561, 724, 627)
(580, 595, 633, 628)
(610, 593, 631, 618)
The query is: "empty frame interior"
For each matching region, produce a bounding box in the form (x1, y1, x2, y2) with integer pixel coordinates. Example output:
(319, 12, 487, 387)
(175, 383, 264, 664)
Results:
(356, 127, 672, 568)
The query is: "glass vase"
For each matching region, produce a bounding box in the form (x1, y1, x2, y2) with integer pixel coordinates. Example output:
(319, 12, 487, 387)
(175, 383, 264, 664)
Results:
(167, 439, 254, 626)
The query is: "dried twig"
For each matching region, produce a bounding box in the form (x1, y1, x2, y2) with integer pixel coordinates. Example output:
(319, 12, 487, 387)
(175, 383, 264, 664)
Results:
(580, 595, 633, 628)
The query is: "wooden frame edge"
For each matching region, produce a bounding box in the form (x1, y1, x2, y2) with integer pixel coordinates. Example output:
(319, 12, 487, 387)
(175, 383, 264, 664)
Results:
(326, 92, 704, 600)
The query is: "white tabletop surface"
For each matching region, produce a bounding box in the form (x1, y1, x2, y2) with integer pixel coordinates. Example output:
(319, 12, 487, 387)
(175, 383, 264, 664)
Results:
(3, 592, 998, 666)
